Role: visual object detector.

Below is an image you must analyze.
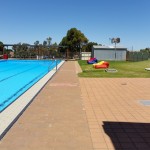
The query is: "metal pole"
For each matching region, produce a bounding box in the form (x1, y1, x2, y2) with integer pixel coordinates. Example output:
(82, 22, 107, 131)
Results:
(115, 42, 116, 60)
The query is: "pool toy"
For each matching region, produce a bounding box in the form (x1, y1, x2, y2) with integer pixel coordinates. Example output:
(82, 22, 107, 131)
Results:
(93, 61, 109, 69)
(87, 58, 98, 64)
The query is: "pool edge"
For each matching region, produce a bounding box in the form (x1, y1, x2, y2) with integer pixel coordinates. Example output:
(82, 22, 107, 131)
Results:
(0, 60, 65, 140)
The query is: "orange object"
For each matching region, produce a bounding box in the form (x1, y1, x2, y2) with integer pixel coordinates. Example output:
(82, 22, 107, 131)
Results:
(94, 61, 109, 69)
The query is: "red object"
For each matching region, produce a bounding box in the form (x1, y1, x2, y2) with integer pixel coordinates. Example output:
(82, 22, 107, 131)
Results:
(3, 54, 8, 59)
(103, 62, 109, 67)
(95, 64, 107, 69)
(94, 61, 109, 69)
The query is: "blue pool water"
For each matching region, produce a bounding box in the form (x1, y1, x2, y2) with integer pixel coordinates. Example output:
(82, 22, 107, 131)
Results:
(0, 59, 61, 112)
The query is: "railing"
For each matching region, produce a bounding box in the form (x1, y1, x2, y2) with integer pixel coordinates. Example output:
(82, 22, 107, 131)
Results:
(48, 60, 58, 72)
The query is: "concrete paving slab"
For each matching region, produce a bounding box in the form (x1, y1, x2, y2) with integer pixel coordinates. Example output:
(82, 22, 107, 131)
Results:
(1, 61, 150, 150)
(0, 61, 93, 150)
(79, 78, 150, 150)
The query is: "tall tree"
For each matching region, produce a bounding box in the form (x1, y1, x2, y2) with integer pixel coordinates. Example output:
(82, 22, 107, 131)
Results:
(34, 41, 40, 58)
(34, 41, 39, 46)
(60, 28, 88, 52)
(43, 40, 47, 46)
(46, 37, 52, 46)
(59, 28, 88, 58)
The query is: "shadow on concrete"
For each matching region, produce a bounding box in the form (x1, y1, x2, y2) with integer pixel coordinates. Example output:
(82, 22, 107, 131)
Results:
(103, 121, 150, 150)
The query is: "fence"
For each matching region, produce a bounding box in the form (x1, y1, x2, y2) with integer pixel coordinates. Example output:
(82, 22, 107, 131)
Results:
(126, 51, 149, 61)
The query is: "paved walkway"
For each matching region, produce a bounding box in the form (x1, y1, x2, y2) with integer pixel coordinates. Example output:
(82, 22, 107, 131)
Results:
(0, 61, 150, 150)
(79, 78, 150, 150)
(0, 61, 93, 150)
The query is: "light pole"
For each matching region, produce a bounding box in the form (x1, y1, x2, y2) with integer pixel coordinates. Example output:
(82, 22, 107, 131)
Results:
(114, 41, 117, 60)
(111, 38, 120, 60)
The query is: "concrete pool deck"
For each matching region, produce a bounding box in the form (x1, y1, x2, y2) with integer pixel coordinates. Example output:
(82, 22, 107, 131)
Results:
(0, 61, 150, 150)
(0, 61, 64, 139)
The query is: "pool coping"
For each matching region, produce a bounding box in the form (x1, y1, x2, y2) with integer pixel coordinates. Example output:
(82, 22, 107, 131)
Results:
(0, 60, 65, 140)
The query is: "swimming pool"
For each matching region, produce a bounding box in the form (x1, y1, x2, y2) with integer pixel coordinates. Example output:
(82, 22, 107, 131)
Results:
(0, 59, 61, 112)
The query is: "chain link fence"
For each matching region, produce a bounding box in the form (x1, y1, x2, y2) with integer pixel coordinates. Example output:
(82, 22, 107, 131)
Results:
(126, 51, 149, 61)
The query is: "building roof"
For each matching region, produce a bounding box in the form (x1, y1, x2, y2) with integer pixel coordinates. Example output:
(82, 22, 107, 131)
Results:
(93, 45, 127, 50)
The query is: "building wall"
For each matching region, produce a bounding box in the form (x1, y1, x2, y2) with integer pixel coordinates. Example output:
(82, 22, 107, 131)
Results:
(93, 49, 126, 61)
(81, 52, 91, 60)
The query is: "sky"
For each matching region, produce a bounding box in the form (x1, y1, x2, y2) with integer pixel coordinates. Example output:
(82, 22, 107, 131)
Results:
(1, 0, 150, 50)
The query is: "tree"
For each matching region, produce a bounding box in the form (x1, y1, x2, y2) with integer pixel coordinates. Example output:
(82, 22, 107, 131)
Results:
(140, 48, 150, 58)
(50, 42, 58, 57)
(0, 41, 4, 54)
(46, 37, 52, 46)
(34, 41, 40, 58)
(43, 41, 47, 46)
(140, 48, 150, 53)
(59, 28, 88, 58)
(13, 43, 31, 58)
(0, 41, 3, 47)
(84, 42, 99, 52)
(13, 43, 21, 58)
(34, 41, 39, 46)
(21, 43, 30, 58)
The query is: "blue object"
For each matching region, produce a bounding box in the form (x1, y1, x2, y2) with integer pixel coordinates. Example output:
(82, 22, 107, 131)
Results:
(87, 58, 98, 64)
(0, 60, 61, 112)
(87, 61, 97, 64)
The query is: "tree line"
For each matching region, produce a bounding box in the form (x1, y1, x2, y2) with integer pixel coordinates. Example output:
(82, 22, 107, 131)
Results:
(0, 28, 100, 59)
(1, 27, 150, 59)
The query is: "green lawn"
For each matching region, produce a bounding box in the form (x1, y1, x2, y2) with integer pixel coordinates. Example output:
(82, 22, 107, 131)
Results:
(78, 60, 150, 78)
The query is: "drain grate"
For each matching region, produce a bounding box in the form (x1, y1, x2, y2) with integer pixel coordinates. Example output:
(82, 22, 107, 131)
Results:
(139, 100, 150, 106)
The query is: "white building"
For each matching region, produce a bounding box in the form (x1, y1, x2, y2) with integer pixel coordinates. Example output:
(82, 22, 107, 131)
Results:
(81, 52, 91, 60)
(92, 45, 127, 61)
